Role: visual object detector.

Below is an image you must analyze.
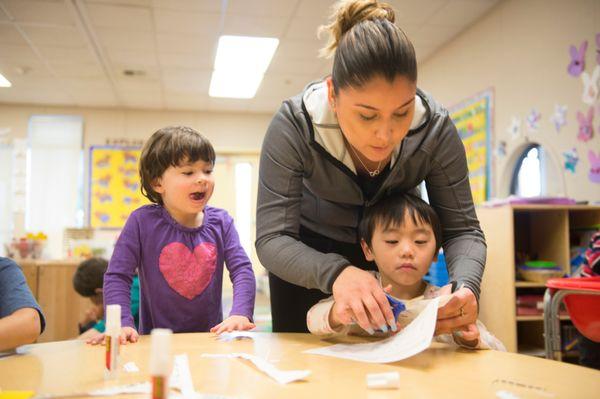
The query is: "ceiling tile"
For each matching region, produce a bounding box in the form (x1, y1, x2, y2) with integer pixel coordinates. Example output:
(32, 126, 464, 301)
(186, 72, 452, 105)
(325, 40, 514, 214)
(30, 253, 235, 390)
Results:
(223, 15, 288, 37)
(386, 0, 449, 27)
(227, 0, 299, 17)
(86, 3, 154, 30)
(96, 28, 155, 51)
(21, 26, 87, 48)
(0, 86, 73, 105)
(267, 52, 321, 75)
(37, 46, 98, 64)
(0, 44, 39, 63)
(106, 48, 159, 69)
(164, 92, 209, 111)
(426, 0, 498, 27)
(0, 24, 28, 45)
(158, 51, 213, 69)
(207, 97, 250, 112)
(2, 0, 74, 26)
(162, 68, 211, 94)
(155, 32, 217, 55)
(284, 16, 322, 40)
(0, 58, 52, 79)
(154, 10, 221, 35)
(294, 0, 335, 18)
(51, 62, 105, 79)
(152, 0, 221, 13)
(87, 0, 153, 7)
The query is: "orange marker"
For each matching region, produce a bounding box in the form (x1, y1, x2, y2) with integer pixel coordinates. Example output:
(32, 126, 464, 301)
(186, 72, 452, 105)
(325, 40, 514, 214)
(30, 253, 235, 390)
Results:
(104, 304, 121, 380)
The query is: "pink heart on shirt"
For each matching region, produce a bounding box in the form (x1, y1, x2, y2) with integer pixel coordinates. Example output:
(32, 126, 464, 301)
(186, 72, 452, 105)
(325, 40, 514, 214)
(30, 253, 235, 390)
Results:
(158, 242, 217, 300)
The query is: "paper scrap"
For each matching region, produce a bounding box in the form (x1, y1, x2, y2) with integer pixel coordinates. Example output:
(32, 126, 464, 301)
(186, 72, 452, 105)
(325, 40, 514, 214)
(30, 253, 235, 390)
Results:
(88, 382, 152, 396)
(173, 354, 195, 399)
(217, 331, 256, 342)
(366, 372, 400, 389)
(123, 361, 139, 373)
(201, 353, 310, 384)
(304, 297, 440, 363)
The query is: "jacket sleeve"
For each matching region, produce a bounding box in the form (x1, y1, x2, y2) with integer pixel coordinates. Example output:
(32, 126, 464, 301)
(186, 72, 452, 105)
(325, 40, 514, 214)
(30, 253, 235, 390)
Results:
(425, 114, 487, 301)
(255, 103, 352, 293)
(222, 213, 256, 321)
(103, 212, 140, 329)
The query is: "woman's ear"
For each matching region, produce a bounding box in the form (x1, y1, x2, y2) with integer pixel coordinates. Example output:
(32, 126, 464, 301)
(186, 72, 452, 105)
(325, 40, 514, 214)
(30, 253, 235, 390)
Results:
(326, 76, 336, 111)
(360, 239, 375, 261)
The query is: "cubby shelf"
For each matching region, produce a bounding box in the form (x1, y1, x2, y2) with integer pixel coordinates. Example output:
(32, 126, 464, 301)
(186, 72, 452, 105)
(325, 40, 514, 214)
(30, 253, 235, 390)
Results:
(476, 204, 600, 357)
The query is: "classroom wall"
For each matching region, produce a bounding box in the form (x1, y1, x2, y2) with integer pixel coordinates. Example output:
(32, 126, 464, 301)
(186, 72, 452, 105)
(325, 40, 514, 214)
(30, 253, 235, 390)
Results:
(419, 0, 600, 202)
(0, 103, 272, 150)
(0, 103, 272, 245)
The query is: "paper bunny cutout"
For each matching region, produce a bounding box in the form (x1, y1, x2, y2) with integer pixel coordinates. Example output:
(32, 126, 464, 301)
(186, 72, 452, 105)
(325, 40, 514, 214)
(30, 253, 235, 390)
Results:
(526, 109, 541, 133)
(568, 40, 587, 77)
(589, 150, 600, 184)
(577, 106, 594, 142)
(582, 65, 600, 105)
(563, 148, 579, 173)
(550, 104, 567, 132)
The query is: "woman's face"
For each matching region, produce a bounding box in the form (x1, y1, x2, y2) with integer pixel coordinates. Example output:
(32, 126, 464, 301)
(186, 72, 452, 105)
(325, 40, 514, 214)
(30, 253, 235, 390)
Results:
(328, 74, 417, 163)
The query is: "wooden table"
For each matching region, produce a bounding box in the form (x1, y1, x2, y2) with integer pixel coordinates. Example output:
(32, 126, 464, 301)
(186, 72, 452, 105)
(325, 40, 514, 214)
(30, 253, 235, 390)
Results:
(1, 333, 598, 398)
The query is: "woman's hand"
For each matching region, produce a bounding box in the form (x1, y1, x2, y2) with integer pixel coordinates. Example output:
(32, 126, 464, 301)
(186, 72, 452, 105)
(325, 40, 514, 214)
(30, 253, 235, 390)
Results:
(435, 286, 478, 336)
(331, 266, 396, 334)
(452, 323, 480, 348)
(210, 315, 256, 335)
(86, 326, 139, 345)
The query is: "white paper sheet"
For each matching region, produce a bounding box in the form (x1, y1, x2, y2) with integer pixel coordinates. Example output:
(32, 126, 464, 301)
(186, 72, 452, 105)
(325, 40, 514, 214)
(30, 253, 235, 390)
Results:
(201, 353, 310, 384)
(122, 361, 140, 373)
(304, 296, 440, 363)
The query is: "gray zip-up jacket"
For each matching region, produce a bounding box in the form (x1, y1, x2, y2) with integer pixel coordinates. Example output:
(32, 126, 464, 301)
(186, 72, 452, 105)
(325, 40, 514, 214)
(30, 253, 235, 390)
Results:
(255, 80, 486, 299)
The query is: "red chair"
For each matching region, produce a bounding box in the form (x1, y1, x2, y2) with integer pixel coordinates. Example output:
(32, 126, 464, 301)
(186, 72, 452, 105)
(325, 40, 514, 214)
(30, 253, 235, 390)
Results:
(543, 277, 600, 361)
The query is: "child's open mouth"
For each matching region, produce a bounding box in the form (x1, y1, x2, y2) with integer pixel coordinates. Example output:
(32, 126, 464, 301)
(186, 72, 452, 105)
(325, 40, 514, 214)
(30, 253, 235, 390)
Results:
(190, 192, 206, 201)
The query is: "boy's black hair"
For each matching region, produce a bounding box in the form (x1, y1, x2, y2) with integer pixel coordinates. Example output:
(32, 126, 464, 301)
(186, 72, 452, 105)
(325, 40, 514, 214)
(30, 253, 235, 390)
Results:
(72, 257, 108, 297)
(139, 126, 215, 205)
(359, 192, 442, 253)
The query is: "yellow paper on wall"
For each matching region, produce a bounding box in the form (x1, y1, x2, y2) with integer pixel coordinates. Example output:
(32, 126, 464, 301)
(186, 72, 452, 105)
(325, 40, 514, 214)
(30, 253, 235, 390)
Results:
(0, 392, 35, 399)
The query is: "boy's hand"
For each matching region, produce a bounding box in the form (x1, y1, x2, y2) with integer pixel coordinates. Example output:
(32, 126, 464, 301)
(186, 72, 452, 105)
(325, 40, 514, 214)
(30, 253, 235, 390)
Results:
(210, 315, 255, 335)
(86, 326, 139, 345)
(452, 323, 480, 348)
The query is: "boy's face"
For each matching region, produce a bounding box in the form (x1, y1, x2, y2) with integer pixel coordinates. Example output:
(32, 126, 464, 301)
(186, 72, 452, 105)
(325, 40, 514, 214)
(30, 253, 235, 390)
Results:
(361, 213, 437, 288)
(152, 158, 215, 223)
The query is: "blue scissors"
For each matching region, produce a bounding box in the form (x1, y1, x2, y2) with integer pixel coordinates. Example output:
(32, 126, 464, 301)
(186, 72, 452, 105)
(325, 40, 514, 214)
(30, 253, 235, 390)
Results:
(386, 293, 406, 320)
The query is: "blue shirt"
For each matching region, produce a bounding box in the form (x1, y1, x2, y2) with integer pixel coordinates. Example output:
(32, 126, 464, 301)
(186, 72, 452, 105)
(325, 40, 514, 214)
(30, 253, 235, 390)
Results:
(0, 257, 45, 333)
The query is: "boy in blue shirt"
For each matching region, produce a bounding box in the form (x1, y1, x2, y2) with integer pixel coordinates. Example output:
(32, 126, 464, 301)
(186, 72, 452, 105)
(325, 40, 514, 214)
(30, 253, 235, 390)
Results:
(0, 257, 45, 351)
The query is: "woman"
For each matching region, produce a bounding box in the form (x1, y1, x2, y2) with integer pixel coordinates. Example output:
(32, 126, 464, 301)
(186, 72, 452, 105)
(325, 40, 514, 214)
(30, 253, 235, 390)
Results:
(256, 0, 486, 335)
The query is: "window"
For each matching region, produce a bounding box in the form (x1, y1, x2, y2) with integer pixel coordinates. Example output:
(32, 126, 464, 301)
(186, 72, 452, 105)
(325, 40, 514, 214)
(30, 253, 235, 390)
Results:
(0, 142, 13, 255)
(510, 144, 544, 197)
(27, 115, 84, 258)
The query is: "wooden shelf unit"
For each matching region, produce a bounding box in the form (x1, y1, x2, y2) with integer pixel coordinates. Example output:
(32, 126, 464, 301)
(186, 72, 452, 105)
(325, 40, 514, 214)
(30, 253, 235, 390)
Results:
(475, 204, 600, 355)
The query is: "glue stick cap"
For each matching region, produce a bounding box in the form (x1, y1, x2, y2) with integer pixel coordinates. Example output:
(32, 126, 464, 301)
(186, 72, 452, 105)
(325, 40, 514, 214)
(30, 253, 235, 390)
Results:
(150, 328, 173, 375)
(105, 304, 121, 335)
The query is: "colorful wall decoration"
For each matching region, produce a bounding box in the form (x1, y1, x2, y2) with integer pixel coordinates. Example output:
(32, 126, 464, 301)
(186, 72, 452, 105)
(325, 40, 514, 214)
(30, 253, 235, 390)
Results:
(89, 146, 148, 228)
(448, 89, 493, 204)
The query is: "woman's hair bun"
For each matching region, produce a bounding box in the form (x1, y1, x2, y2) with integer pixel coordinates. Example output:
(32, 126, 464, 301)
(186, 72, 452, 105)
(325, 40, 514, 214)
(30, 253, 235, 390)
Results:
(319, 0, 395, 58)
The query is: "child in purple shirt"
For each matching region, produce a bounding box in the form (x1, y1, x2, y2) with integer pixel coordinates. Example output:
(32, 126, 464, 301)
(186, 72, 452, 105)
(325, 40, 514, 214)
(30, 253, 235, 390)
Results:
(90, 126, 256, 344)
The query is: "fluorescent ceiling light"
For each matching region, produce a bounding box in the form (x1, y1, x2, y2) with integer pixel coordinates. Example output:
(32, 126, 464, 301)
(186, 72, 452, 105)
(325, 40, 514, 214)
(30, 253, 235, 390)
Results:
(209, 35, 279, 99)
(0, 72, 11, 88)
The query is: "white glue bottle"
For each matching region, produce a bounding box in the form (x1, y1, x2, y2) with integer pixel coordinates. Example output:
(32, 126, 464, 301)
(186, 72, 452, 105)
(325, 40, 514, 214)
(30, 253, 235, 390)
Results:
(150, 328, 173, 399)
(104, 304, 121, 380)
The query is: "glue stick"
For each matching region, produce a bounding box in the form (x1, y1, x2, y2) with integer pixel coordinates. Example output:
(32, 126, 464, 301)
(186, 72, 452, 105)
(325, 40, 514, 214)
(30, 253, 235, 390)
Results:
(150, 328, 173, 399)
(104, 304, 121, 379)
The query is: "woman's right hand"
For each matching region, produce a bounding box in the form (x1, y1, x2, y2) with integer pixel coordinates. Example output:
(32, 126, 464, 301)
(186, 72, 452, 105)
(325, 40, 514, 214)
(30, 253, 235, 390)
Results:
(331, 266, 396, 334)
(86, 326, 139, 345)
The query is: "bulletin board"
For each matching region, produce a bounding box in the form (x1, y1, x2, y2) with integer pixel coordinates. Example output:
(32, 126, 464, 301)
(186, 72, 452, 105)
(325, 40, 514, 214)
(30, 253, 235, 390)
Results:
(448, 89, 494, 204)
(88, 146, 149, 229)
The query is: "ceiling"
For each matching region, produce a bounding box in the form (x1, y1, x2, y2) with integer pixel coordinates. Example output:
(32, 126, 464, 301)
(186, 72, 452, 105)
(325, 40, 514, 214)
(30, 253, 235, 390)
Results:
(0, 0, 501, 113)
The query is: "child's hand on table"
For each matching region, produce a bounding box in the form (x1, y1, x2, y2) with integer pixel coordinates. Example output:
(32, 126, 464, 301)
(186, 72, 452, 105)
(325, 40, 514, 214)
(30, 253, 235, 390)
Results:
(210, 315, 256, 335)
(86, 326, 139, 345)
(452, 323, 480, 348)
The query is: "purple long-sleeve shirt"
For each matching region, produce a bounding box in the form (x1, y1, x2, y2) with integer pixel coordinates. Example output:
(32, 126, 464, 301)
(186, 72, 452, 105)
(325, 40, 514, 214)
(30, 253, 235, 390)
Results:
(104, 204, 256, 334)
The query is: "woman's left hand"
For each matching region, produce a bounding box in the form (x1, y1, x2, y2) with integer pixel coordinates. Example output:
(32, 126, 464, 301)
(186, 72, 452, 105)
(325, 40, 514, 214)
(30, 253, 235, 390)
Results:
(210, 315, 256, 335)
(435, 286, 478, 336)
